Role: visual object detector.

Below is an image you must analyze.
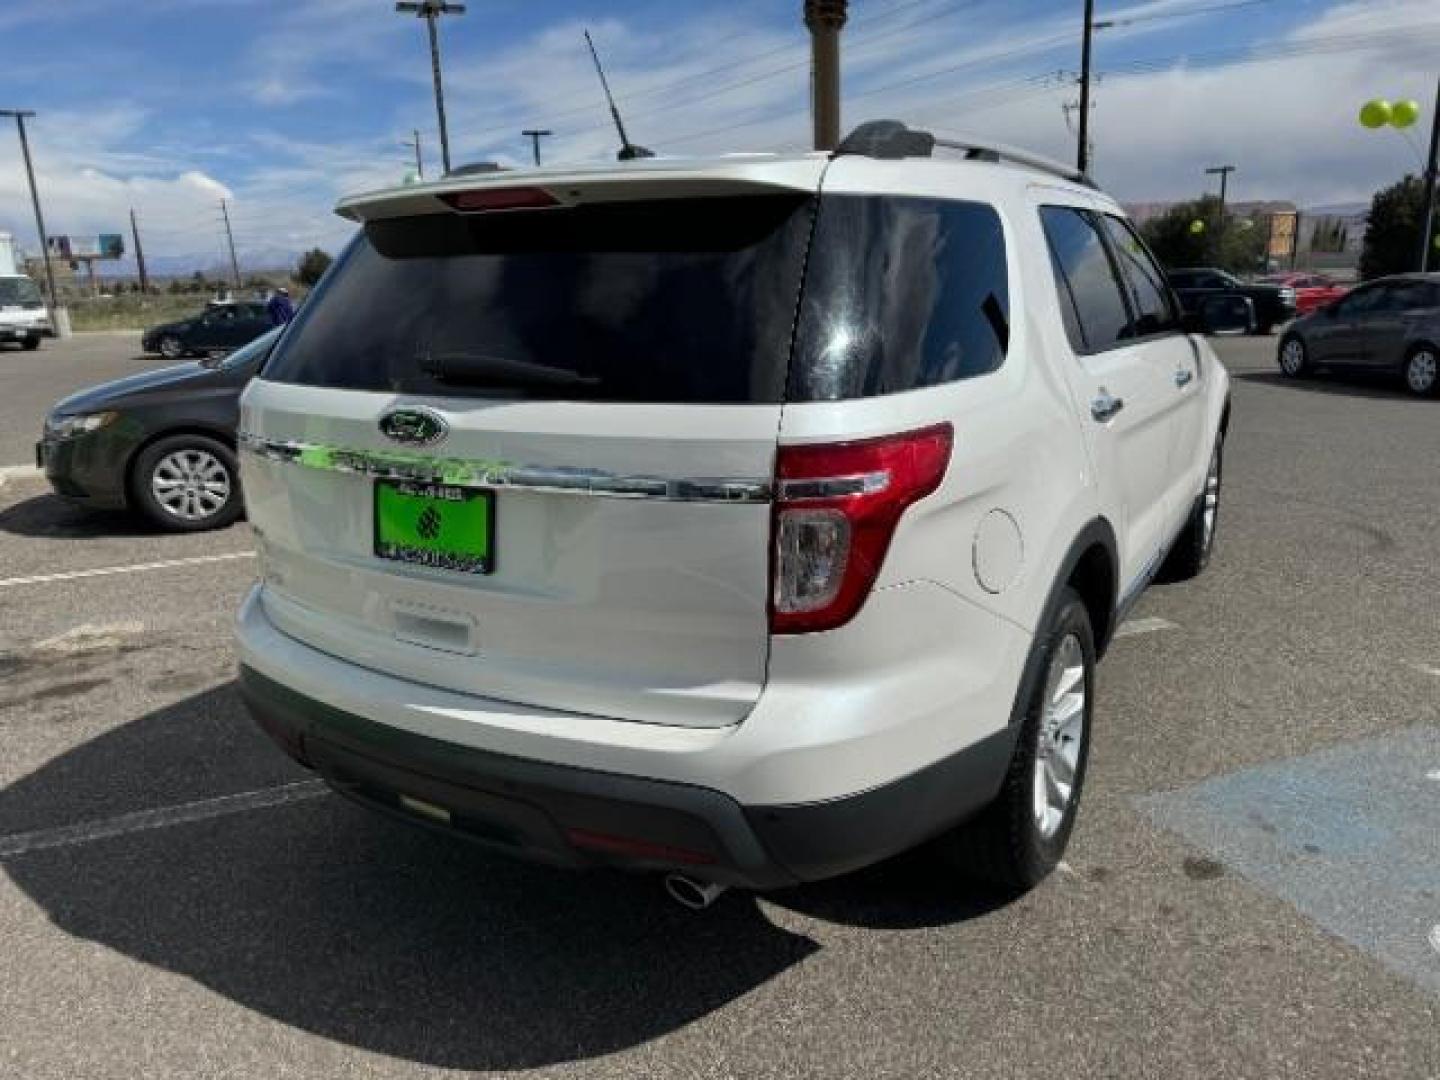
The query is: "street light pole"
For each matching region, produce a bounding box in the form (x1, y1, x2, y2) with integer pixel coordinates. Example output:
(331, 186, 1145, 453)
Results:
(1417, 76, 1439, 272)
(1206, 164, 1236, 260)
(1, 109, 62, 329)
(1077, 0, 1095, 174)
(522, 128, 552, 166)
(402, 128, 424, 179)
(396, 1, 466, 175)
(804, 0, 848, 152)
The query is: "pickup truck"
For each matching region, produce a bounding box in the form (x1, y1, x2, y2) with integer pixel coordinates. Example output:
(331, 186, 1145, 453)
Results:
(1167, 267, 1296, 334)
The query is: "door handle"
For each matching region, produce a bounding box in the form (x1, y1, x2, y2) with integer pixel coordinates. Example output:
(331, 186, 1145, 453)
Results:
(1174, 368, 1194, 387)
(1091, 390, 1125, 422)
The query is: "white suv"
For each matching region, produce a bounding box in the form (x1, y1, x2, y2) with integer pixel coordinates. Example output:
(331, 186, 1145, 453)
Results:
(236, 120, 1230, 898)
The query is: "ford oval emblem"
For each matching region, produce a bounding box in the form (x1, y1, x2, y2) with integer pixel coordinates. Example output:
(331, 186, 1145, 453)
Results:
(379, 408, 448, 446)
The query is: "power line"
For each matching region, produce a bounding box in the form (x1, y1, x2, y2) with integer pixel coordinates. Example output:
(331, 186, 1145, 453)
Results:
(1096, 0, 1280, 30)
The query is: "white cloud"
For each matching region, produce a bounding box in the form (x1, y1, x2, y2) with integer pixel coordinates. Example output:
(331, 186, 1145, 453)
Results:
(5, 0, 1439, 275)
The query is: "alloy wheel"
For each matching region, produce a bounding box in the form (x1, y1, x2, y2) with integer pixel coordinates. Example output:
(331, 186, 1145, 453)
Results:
(1201, 445, 1221, 554)
(1032, 633, 1087, 840)
(1280, 339, 1305, 376)
(150, 448, 231, 522)
(1406, 350, 1437, 395)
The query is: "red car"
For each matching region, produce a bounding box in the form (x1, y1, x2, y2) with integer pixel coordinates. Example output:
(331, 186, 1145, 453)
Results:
(1264, 272, 1349, 315)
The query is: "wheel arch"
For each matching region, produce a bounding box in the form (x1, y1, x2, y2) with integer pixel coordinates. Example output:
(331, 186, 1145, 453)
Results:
(1007, 518, 1118, 728)
(124, 425, 238, 499)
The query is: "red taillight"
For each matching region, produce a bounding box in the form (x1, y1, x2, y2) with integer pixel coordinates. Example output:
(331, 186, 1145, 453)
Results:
(770, 424, 952, 635)
(439, 186, 560, 212)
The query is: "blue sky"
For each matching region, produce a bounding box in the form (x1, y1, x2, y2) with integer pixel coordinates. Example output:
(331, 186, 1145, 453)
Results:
(1, 0, 1437, 274)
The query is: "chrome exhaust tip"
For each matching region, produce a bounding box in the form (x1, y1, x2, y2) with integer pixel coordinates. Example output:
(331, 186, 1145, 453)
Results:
(664, 873, 728, 911)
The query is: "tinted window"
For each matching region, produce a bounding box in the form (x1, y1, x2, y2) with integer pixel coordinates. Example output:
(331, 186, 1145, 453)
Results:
(1385, 282, 1440, 310)
(1338, 285, 1387, 315)
(789, 196, 1009, 400)
(1041, 206, 1131, 352)
(1100, 215, 1179, 337)
(1168, 271, 1197, 289)
(262, 195, 813, 403)
(0, 277, 42, 305)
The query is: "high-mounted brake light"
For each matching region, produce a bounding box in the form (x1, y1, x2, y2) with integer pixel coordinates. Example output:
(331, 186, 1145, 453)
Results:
(440, 186, 560, 212)
(770, 424, 952, 635)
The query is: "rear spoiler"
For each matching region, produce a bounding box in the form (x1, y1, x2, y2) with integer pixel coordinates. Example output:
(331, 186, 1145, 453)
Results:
(336, 157, 829, 224)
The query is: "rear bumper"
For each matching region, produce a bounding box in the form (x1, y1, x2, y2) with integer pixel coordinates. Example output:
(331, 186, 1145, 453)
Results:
(236, 581, 1025, 887)
(240, 664, 1017, 888)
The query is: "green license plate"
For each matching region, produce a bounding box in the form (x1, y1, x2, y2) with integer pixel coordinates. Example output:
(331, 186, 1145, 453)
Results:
(374, 480, 494, 574)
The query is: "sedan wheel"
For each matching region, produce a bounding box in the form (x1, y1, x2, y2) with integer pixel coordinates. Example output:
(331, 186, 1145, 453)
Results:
(159, 335, 184, 360)
(1403, 348, 1438, 397)
(131, 434, 243, 532)
(1279, 337, 1309, 378)
(150, 448, 232, 523)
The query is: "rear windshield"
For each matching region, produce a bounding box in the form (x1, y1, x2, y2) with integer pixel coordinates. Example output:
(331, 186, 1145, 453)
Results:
(261, 195, 814, 404)
(261, 191, 1010, 404)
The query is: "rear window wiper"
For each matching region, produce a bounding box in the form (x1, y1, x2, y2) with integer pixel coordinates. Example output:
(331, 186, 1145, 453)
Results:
(418, 351, 602, 391)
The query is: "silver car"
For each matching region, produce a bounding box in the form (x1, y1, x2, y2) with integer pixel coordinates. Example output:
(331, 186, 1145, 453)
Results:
(1278, 273, 1440, 397)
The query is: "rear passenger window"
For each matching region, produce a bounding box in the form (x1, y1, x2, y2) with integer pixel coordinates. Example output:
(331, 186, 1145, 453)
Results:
(1040, 206, 1131, 353)
(790, 195, 1009, 400)
(1099, 216, 1179, 337)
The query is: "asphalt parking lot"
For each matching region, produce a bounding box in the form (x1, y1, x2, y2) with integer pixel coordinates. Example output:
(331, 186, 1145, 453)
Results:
(1, 333, 1438, 1078)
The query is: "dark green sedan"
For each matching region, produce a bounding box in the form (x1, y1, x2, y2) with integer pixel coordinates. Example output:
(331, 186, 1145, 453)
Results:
(141, 300, 274, 359)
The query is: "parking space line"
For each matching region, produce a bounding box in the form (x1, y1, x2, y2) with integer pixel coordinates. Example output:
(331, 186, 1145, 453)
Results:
(0, 551, 255, 589)
(0, 780, 330, 859)
(1113, 616, 1179, 639)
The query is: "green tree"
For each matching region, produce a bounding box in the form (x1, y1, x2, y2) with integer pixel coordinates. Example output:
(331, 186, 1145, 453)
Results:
(294, 248, 333, 287)
(1359, 175, 1437, 280)
(1139, 195, 1267, 275)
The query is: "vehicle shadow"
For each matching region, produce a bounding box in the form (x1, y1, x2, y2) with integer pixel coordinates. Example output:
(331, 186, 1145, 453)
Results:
(0, 681, 1007, 1069)
(1232, 369, 1418, 401)
(0, 490, 245, 541)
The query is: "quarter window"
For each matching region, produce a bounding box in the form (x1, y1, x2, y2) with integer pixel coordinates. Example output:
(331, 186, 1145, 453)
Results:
(1099, 215, 1180, 338)
(1040, 206, 1132, 353)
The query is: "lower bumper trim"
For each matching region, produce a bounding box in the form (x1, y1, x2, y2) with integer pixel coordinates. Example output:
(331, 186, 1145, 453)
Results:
(239, 665, 1016, 888)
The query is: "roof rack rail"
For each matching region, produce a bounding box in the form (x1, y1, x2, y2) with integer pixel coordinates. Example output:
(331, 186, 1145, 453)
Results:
(835, 119, 1095, 188)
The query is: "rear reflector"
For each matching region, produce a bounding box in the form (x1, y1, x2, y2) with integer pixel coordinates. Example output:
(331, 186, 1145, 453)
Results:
(565, 827, 717, 866)
(771, 424, 953, 634)
(440, 186, 560, 212)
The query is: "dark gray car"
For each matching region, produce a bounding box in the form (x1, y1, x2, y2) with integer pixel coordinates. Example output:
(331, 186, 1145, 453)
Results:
(35, 327, 279, 531)
(1278, 274, 1440, 397)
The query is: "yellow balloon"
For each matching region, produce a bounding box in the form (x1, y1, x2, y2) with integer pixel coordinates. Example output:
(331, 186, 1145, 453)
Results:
(1359, 99, 1393, 129)
(1391, 99, 1421, 129)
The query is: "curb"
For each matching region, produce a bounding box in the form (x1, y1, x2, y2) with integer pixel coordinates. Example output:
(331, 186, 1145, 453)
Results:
(0, 465, 42, 491)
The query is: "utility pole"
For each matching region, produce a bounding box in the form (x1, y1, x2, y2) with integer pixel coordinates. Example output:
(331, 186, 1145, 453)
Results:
(402, 128, 423, 179)
(1205, 164, 1236, 262)
(1, 109, 63, 332)
(1418, 75, 1440, 272)
(1077, 0, 1096, 173)
(129, 208, 150, 295)
(804, 0, 848, 151)
(522, 128, 552, 166)
(219, 199, 241, 291)
(396, 1, 466, 175)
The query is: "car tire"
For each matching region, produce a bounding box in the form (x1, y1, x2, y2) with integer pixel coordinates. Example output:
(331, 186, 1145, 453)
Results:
(130, 434, 243, 532)
(159, 335, 185, 360)
(936, 587, 1095, 890)
(22, 335, 40, 351)
(1161, 436, 1223, 581)
(1278, 334, 1310, 378)
(1401, 345, 1439, 398)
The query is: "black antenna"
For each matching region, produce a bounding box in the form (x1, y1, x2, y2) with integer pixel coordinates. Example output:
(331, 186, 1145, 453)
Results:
(584, 29, 653, 161)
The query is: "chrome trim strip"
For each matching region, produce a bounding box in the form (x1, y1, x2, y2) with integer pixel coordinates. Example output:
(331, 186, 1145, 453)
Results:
(777, 471, 890, 501)
(237, 432, 772, 503)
